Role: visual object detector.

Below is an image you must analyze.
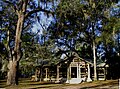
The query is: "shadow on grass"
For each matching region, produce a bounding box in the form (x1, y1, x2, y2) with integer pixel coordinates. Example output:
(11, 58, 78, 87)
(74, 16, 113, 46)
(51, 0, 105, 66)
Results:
(29, 82, 58, 85)
(4, 83, 62, 89)
(27, 85, 61, 89)
(81, 80, 118, 89)
(0, 79, 119, 89)
(0, 80, 62, 89)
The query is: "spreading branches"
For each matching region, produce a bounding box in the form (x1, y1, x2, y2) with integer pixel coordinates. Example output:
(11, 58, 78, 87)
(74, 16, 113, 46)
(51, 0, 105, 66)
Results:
(25, 7, 54, 18)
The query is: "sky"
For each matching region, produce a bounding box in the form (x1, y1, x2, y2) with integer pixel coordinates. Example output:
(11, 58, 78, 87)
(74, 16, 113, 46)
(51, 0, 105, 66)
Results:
(31, 12, 53, 35)
(31, 0, 59, 35)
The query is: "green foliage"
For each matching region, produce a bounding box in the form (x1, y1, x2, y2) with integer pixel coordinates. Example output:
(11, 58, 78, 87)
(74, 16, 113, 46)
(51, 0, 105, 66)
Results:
(49, 0, 120, 60)
(54, 0, 85, 37)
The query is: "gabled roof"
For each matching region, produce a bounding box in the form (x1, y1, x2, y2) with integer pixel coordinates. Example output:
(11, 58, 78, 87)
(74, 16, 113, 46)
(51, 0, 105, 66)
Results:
(57, 52, 108, 67)
(57, 52, 93, 66)
(97, 63, 109, 67)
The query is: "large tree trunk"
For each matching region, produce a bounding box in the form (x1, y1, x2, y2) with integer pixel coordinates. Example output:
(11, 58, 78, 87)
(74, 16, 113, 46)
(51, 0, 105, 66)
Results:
(6, 0, 28, 85)
(6, 15, 23, 85)
(7, 60, 19, 85)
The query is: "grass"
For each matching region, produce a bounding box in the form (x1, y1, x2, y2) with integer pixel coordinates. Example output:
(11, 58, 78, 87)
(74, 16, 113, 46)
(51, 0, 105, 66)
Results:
(0, 78, 119, 89)
(0, 79, 63, 89)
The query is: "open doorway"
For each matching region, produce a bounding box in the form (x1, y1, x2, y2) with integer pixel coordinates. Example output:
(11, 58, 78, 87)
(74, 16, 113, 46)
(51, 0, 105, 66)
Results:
(71, 67, 77, 78)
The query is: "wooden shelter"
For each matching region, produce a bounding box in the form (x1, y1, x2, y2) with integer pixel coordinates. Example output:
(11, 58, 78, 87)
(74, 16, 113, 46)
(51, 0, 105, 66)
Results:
(36, 53, 108, 84)
(41, 53, 93, 84)
(56, 53, 93, 84)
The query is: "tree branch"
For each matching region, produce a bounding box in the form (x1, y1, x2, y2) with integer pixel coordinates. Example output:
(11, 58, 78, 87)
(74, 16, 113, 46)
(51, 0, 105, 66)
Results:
(25, 7, 54, 18)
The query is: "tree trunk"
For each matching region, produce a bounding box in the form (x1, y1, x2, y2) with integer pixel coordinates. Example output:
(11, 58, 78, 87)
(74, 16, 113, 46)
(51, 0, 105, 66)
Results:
(92, 22, 97, 81)
(6, 2, 26, 85)
(7, 60, 19, 85)
(93, 40, 97, 80)
(6, 15, 23, 85)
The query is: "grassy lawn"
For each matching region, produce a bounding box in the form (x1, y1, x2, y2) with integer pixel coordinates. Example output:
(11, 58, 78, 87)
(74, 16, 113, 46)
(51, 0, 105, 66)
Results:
(0, 79, 64, 89)
(0, 79, 119, 89)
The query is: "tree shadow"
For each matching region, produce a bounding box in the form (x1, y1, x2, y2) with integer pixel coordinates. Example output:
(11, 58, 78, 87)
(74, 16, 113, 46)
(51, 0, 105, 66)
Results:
(80, 80, 118, 89)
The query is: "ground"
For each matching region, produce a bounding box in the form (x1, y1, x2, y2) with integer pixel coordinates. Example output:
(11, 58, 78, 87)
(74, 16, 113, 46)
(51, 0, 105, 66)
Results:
(0, 79, 119, 89)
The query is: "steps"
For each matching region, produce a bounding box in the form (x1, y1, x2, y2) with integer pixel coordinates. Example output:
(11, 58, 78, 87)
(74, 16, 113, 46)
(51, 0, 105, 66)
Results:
(66, 78, 82, 84)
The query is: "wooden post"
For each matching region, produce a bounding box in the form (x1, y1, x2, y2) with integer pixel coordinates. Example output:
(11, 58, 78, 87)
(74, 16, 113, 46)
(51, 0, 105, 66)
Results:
(45, 68, 48, 79)
(87, 64, 92, 82)
(67, 65, 70, 83)
(56, 65, 60, 82)
(104, 67, 106, 80)
(70, 65, 71, 79)
(40, 67, 43, 82)
(79, 64, 81, 79)
(77, 63, 80, 78)
(77, 63, 79, 78)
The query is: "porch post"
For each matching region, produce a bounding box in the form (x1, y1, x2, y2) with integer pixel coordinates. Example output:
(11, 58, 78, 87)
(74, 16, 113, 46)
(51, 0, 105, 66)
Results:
(66, 64, 71, 83)
(56, 65, 60, 82)
(67, 66, 69, 80)
(45, 68, 48, 79)
(77, 63, 79, 78)
(40, 67, 43, 82)
(104, 67, 106, 80)
(70, 65, 71, 79)
(79, 64, 81, 79)
(87, 63, 92, 82)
